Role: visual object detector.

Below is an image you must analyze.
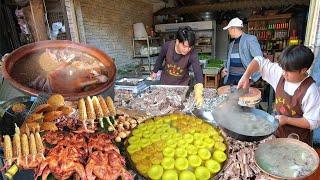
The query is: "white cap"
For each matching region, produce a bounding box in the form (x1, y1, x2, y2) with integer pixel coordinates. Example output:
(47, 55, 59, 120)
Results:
(223, 17, 243, 30)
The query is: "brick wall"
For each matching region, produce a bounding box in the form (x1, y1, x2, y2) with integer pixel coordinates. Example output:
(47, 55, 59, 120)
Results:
(64, 0, 77, 41)
(65, 0, 153, 68)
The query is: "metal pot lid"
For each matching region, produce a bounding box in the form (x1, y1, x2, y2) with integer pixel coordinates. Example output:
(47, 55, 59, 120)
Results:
(254, 138, 319, 179)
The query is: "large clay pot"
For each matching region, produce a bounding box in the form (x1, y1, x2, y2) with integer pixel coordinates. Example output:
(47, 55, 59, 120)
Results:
(2, 40, 116, 100)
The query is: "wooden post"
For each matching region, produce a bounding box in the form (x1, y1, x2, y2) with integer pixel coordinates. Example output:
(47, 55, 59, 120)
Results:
(22, 0, 49, 41)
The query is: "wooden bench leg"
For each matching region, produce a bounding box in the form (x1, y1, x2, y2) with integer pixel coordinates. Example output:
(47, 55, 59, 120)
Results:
(214, 74, 218, 89)
(204, 75, 208, 88)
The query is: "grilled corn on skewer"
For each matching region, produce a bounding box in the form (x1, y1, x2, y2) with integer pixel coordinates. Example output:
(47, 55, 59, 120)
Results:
(21, 134, 29, 166)
(92, 96, 103, 119)
(13, 123, 22, 164)
(106, 96, 116, 117)
(3, 135, 13, 165)
(105, 96, 117, 131)
(98, 95, 115, 130)
(35, 132, 45, 159)
(21, 134, 29, 157)
(98, 95, 110, 117)
(92, 96, 104, 128)
(25, 124, 30, 137)
(85, 96, 96, 129)
(85, 96, 96, 120)
(34, 132, 44, 154)
(14, 124, 20, 135)
(29, 133, 37, 161)
(78, 98, 87, 122)
(12, 133, 22, 159)
(78, 98, 88, 130)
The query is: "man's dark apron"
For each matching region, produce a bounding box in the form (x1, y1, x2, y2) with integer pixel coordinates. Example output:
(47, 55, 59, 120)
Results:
(275, 76, 315, 145)
(160, 41, 191, 85)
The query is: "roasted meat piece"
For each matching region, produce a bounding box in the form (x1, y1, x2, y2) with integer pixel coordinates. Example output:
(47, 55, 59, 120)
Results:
(86, 151, 133, 180)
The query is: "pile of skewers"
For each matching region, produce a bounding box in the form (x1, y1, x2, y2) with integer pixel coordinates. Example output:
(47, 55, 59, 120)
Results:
(3, 125, 45, 178)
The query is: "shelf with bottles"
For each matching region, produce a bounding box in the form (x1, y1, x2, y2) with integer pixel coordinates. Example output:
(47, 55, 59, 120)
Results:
(248, 14, 292, 53)
(260, 40, 288, 52)
(248, 22, 290, 31)
(251, 30, 289, 41)
(248, 13, 291, 30)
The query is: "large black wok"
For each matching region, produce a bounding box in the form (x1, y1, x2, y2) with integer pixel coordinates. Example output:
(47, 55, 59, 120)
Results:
(212, 108, 279, 142)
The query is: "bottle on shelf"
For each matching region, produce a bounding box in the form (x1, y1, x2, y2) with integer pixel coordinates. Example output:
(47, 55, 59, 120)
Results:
(267, 21, 289, 30)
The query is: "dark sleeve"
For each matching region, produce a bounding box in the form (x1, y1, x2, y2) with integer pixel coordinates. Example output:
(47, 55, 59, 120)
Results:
(190, 51, 204, 84)
(152, 42, 169, 73)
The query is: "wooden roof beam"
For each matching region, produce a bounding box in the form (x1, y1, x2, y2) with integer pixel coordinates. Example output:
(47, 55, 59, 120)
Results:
(155, 0, 310, 15)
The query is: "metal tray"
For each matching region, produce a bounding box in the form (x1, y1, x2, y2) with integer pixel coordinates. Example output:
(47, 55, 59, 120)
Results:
(149, 85, 189, 88)
(116, 78, 145, 86)
(0, 96, 33, 136)
(132, 85, 189, 97)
